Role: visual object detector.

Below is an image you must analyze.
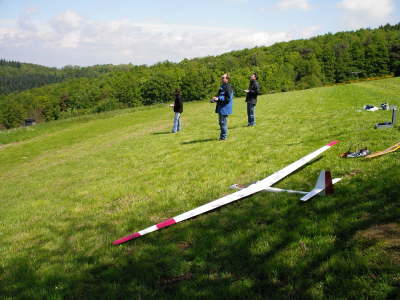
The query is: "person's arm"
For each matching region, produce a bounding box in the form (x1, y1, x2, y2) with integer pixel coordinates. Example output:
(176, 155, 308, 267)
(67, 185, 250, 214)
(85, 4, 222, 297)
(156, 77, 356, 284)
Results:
(219, 85, 232, 103)
(176, 95, 183, 110)
(212, 87, 221, 102)
(254, 82, 260, 94)
(248, 82, 259, 96)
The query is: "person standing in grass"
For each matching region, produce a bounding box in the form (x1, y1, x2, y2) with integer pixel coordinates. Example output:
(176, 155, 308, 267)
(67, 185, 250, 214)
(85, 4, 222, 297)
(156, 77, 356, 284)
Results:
(211, 73, 234, 140)
(171, 88, 183, 133)
(244, 73, 260, 127)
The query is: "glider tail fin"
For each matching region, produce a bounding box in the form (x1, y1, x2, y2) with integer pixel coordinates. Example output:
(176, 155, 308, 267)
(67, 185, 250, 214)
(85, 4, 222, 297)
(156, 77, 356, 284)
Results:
(300, 170, 333, 201)
(324, 170, 334, 195)
(314, 169, 333, 195)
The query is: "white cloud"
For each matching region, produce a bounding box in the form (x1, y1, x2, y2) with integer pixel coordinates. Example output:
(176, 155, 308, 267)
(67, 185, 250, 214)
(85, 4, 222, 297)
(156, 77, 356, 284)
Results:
(277, 0, 311, 10)
(51, 10, 82, 33)
(337, 0, 395, 28)
(56, 10, 82, 29)
(0, 10, 317, 67)
(58, 31, 81, 48)
(338, 0, 394, 19)
(294, 25, 320, 38)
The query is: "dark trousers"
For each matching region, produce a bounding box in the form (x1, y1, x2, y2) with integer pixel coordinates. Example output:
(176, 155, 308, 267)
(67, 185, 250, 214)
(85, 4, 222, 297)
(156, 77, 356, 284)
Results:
(247, 102, 256, 126)
(218, 114, 228, 140)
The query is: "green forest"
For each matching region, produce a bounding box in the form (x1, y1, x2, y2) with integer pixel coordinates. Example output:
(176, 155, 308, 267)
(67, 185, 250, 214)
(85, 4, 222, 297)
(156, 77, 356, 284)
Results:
(1, 23, 399, 129)
(0, 59, 136, 95)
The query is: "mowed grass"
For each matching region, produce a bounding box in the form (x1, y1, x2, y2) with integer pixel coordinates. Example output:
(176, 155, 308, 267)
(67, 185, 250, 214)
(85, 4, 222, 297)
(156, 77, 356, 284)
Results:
(0, 78, 399, 299)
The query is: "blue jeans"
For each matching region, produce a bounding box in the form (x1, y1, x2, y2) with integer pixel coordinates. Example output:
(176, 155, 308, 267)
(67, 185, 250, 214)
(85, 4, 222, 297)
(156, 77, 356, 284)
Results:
(247, 102, 256, 126)
(172, 112, 181, 133)
(218, 114, 228, 140)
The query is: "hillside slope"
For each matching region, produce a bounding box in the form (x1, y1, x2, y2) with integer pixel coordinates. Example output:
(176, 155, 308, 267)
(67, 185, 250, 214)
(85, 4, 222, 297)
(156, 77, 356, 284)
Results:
(0, 78, 399, 299)
(1, 24, 400, 129)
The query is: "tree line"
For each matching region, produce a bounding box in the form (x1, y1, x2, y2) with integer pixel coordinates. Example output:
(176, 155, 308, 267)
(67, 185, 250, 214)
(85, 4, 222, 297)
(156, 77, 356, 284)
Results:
(0, 60, 136, 95)
(1, 23, 399, 129)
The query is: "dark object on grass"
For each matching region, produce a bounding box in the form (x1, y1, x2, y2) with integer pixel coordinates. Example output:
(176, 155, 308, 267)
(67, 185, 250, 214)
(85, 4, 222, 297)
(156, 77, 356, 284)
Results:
(381, 103, 389, 110)
(375, 106, 397, 129)
(364, 104, 379, 111)
(340, 148, 370, 158)
(24, 119, 36, 126)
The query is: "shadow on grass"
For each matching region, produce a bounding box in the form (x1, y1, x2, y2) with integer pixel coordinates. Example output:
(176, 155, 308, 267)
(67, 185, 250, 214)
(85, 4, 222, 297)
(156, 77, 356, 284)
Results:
(152, 131, 171, 135)
(1, 166, 399, 299)
(228, 125, 248, 130)
(182, 138, 216, 145)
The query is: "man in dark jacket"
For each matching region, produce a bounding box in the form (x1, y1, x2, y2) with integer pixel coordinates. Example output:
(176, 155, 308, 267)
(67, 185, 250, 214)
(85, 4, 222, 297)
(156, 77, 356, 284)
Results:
(244, 73, 260, 126)
(211, 73, 233, 140)
(171, 88, 183, 133)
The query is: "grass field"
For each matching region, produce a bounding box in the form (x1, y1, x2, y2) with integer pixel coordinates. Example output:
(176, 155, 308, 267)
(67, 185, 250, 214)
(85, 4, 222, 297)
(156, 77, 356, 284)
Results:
(1, 78, 399, 299)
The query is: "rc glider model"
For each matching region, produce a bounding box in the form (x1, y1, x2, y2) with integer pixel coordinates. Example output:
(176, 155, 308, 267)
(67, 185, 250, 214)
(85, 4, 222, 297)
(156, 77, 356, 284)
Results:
(366, 141, 400, 158)
(113, 140, 339, 245)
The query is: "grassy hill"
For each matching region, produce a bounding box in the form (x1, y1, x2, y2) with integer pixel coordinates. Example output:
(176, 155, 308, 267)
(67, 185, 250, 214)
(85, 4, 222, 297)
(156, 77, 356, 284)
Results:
(2, 24, 400, 129)
(1, 78, 399, 299)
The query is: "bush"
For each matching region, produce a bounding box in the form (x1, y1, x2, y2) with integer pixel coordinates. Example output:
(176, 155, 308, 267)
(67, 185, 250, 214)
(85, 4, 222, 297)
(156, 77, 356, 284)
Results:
(141, 73, 180, 105)
(93, 97, 121, 113)
(0, 99, 26, 128)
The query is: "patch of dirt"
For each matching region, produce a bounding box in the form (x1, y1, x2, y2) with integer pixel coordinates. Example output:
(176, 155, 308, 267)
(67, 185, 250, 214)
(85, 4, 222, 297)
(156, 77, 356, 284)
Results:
(177, 241, 192, 250)
(357, 223, 400, 264)
(359, 223, 400, 240)
(0, 142, 15, 150)
(299, 241, 308, 255)
(158, 272, 193, 285)
(344, 169, 362, 178)
(149, 215, 165, 223)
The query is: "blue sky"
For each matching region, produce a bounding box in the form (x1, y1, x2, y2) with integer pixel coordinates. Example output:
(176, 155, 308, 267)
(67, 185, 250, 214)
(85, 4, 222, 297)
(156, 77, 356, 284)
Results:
(0, 0, 398, 67)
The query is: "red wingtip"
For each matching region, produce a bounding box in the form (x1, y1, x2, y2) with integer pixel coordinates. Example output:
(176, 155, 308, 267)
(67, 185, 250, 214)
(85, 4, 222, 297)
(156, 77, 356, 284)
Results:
(327, 140, 339, 147)
(112, 232, 141, 245)
(156, 218, 176, 229)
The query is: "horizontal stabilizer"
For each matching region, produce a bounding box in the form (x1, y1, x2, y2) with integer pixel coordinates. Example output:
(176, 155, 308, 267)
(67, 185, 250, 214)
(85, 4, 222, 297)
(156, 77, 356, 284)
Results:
(300, 188, 324, 201)
(230, 185, 307, 194)
(263, 187, 308, 195)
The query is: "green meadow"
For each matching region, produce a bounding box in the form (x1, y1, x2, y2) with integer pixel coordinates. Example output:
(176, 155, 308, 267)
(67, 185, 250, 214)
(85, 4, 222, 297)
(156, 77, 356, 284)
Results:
(1, 78, 399, 299)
